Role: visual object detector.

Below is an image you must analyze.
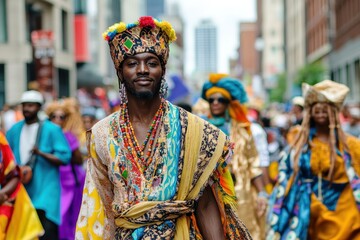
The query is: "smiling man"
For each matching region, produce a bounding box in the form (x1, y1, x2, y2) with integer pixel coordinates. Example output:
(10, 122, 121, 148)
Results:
(76, 16, 251, 240)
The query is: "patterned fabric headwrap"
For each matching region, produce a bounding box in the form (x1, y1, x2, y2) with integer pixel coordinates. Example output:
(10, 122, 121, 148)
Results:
(302, 80, 349, 109)
(103, 16, 177, 70)
(201, 73, 250, 124)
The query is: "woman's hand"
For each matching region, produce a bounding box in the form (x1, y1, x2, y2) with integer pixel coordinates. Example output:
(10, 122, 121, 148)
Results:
(256, 192, 268, 217)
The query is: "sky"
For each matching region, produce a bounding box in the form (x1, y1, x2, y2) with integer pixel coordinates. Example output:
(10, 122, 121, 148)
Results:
(167, 0, 257, 76)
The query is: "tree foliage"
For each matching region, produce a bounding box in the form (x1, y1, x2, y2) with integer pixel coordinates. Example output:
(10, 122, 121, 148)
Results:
(269, 73, 287, 102)
(296, 62, 325, 86)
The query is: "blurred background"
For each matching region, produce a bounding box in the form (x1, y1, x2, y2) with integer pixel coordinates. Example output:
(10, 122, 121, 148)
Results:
(0, 0, 359, 112)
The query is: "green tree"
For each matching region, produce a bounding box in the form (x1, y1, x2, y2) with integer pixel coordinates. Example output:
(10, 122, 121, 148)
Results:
(269, 73, 287, 102)
(296, 62, 325, 85)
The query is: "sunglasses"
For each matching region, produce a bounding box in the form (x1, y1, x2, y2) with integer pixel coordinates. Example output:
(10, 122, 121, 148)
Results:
(50, 114, 66, 120)
(208, 97, 230, 104)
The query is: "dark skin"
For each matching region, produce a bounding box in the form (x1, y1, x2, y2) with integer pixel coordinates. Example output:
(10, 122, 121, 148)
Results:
(119, 52, 225, 239)
(22, 102, 64, 166)
(0, 178, 19, 204)
(311, 102, 330, 142)
(208, 93, 230, 117)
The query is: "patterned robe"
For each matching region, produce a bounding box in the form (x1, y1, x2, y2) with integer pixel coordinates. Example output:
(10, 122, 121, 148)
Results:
(267, 130, 360, 239)
(76, 102, 251, 239)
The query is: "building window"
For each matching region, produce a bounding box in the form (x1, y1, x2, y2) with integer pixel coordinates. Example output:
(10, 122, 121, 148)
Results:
(74, 0, 87, 14)
(346, 63, 352, 96)
(0, 64, 5, 108)
(355, 59, 360, 96)
(337, 67, 343, 84)
(61, 10, 68, 50)
(58, 68, 69, 97)
(26, 3, 42, 42)
(271, 46, 277, 53)
(0, 0, 7, 43)
(26, 62, 36, 89)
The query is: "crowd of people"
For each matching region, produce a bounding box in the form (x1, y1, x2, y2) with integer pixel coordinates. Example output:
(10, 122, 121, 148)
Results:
(0, 15, 360, 240)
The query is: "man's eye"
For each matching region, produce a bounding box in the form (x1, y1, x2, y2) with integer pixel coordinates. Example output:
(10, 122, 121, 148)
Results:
(148, 62, 159, 67)
(127, 62, 137, 66)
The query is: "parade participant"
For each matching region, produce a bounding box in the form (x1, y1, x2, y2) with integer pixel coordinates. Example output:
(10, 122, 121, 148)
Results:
(76, 16, 251, 240)
(201, 74, 267, 239)
(6, 90, 71, 240)
(267, 80, 360, 239)
(46, 100, 85, 240)
(0, 131, 44, 239)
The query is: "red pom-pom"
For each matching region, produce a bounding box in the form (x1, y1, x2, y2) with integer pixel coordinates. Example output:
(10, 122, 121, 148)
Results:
(105, 35, 110, 41)
(139, 16, 155, 28)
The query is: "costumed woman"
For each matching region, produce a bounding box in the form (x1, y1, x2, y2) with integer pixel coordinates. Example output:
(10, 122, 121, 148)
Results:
(267, 80, 360, 239)
(46, 99, 86, 240)
(201, 74, 268, 240)
(0, 131, 44, 239)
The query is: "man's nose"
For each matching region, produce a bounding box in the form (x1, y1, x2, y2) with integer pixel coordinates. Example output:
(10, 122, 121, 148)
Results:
(138, 61, 149, 74)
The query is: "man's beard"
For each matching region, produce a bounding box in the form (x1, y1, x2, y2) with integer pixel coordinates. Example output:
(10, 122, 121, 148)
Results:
(23, 111, 38, 122)
(123, 80, 161, 100)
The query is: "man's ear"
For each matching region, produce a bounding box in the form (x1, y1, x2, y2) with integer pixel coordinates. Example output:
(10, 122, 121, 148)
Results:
(116, 68, 123, 83)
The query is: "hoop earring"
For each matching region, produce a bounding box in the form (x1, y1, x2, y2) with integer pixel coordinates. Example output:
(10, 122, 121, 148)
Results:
(159, 77, 168, 99)
(119, 82, 127, 104)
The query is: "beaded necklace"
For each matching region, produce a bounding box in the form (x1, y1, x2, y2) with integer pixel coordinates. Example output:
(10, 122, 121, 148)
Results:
(119, 100, 165, 169)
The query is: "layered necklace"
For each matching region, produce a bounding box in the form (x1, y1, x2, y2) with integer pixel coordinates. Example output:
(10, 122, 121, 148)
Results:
(119, 100, 166, 170)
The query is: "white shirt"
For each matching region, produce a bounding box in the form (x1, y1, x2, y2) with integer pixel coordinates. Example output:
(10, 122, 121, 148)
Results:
(251, 122, 270, 167)
(20, 122, 39, 165)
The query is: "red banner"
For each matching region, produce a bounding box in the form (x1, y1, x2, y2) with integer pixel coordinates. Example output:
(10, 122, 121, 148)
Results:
(31, 30, 55, 100)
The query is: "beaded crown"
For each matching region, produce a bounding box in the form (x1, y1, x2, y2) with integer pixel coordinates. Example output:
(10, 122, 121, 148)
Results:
(103, 16, 177, 69)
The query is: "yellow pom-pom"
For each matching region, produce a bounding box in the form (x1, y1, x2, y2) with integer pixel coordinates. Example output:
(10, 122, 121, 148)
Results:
(116, 22, 127, 33)
(156, 21, 177, 42)
(108, 24, 117, 32)
(102, 32, 108, 40)
(169, 29, 177, 42)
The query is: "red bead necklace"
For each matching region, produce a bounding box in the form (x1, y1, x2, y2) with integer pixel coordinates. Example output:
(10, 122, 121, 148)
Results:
(119, 100, 165, 169)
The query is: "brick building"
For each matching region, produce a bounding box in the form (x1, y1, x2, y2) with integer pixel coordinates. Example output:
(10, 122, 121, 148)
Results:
(306, 0, 334, 65)
(239, 22, 257, 78)
(330, 0, 360, 102)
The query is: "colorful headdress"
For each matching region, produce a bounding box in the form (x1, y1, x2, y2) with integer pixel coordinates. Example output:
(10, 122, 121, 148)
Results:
(103, 16, 177, 69)
(201, 73, 248, 103)
(202, 73, 250, 124)
(302, 80, 349, 109)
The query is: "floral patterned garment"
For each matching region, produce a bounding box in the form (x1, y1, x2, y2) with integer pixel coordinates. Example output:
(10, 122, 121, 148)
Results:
(76, 101, 252, 240)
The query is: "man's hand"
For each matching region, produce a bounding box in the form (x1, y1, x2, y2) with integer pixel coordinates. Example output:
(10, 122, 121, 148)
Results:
(32, 146, 41, 155)
(0, 192, 8, 205)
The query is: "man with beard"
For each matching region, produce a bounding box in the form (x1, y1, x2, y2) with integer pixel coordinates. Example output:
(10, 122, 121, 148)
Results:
(7, 90, 71, 240)
(76, 16, 251, 240)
